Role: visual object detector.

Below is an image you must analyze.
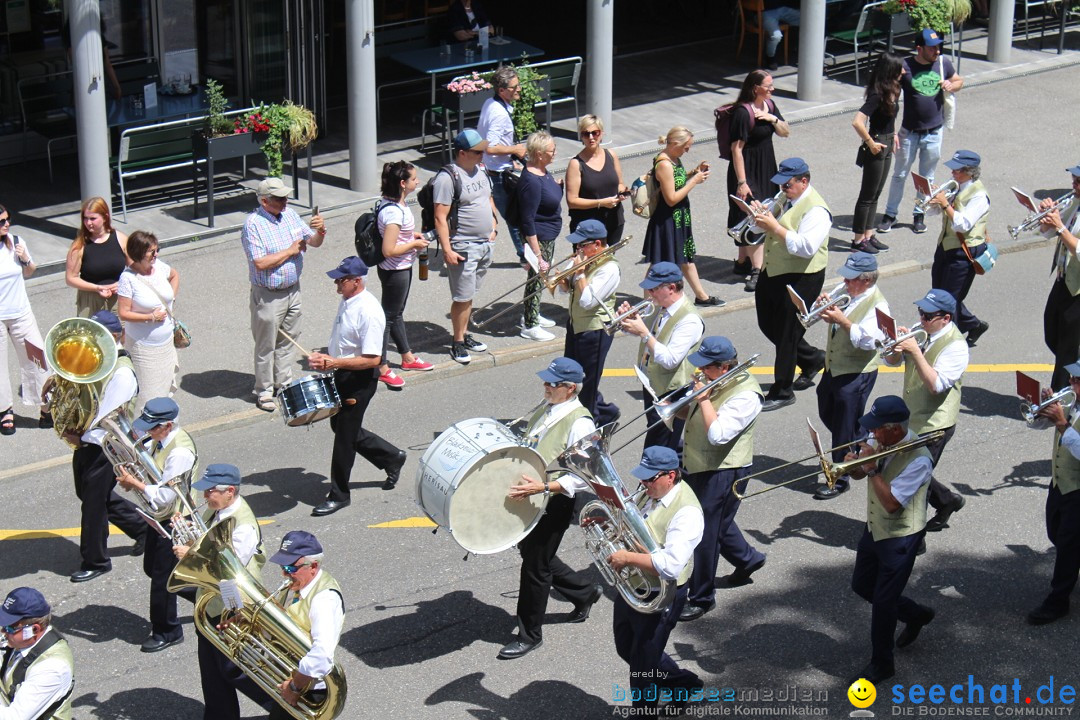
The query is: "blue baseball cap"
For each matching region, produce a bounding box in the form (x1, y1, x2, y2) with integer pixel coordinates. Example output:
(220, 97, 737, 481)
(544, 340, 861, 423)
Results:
(771, 157, 810, 184)
(453, 128, 488, 152)
(567, 219, 608, 246)
(914, 288, 956, 316)
(0, 588, 50, 626)
(688, 336, 737, 367)
(630, 446, 680, 479)
(859, 395, 911, 430)
(133, 397, 180, 434)
(192, 463, 242, 491)
(917, 28, 944, 47)
(90, 310, 122, 334)
(838, 251, 878, 279)
(537, 357, 585, 384)
(640, 261, 683, 289)
(1065, 361, 1080, 378)
(270, 530, 324, 565)
(944, 149, 981, 170)
(326, 256, 369, 279)
(1067, 165, 1080, 177)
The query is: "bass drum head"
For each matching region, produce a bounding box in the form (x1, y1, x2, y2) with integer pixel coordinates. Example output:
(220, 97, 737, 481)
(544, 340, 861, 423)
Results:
(445, 445, 547, 555)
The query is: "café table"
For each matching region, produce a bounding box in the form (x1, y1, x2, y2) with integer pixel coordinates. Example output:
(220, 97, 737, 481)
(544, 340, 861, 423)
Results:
(391, 37, 543, 106)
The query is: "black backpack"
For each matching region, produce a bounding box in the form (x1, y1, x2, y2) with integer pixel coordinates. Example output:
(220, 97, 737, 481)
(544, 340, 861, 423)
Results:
(502, 168, 522, 230)
(417, 165, 462, 234)
(353, 199, 388, 266)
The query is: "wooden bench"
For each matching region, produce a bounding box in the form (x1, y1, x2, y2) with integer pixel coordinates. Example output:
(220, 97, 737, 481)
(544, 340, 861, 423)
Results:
(529, 56, 583, 124)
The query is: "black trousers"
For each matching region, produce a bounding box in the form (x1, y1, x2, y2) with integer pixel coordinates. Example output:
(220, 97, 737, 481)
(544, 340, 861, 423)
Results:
(515, 493, 595, 644)
(851, 527, 932, 669)
(72, 443, 146, 571)
(612, 586, 701, 710)
(755, 268, 825, 399)
(377, 265, 414, 362)
(1043, 484, 1080, 611)
(852, 141, 894, 235)
(564, 326, 619, 426)
(817, 369, 878, 463)
(144, 523, 182, 641)
(1043, 279, 1080, 389)
(923, 424, 959, 512)
(197, 624, 271, 720)
(931, 243, 984, 334)
(328, 368, 402, 502)
(684, 467, 763, 608)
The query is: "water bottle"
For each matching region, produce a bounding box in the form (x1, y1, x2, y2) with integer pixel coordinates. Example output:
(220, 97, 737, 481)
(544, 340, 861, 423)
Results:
(418, 248, 429, 281)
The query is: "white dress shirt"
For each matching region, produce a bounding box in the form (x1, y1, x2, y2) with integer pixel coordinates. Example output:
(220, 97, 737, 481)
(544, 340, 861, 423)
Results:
(478, 97, 516, 171)
(833, 283, 890, 350)
(705, 390, 762, 447)
(747, 185, 831, 258)
(1060, 410, 1080, 459)
(211, 500, 258, 565)
(643, 296, 705, 371)
(328, 289, 384, 359)
(557, 261, 620, 309)
(524, 397, 596, 497)
(141, 426, 196, 511)
(290, 570, 344, 687)
(948, 179, 990, 234)
(639, 482, 704, 582)
(82, 363, 137, 446)
(0, 628, 73, 720)
(921, 323, 969, 393)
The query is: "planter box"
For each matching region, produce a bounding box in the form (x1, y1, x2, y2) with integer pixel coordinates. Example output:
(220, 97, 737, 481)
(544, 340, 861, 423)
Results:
(192, 130, 264, 162)
(439, 89, 489, 117)
(871, 9, 914, 34)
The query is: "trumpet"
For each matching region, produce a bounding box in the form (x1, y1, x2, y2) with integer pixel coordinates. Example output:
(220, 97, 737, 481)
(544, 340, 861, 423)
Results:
(877, 323, 927, 358)
(599, 299, 656, 336)
(728, 189, 785, 245)
(791, 284, 851, 329)
(1008, 191, 1074, 240)
(915, 179, 959, 213)
(1020, 387, 1076, 430)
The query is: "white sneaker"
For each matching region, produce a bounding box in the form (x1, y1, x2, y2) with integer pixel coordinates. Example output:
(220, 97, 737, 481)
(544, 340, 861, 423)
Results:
(520, 325, 555, 342)
(536, 314, 556, 328)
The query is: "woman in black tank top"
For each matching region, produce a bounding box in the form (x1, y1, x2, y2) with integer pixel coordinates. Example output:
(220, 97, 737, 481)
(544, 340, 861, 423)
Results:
(65, 197, 129, 317)
(565, 115, 628, 245)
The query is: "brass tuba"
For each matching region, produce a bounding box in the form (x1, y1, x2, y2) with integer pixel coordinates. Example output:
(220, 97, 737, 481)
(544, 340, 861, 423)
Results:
(168, 518, 348, 720)
(43, 318, 118, 448)
(553, 424, 674, 614)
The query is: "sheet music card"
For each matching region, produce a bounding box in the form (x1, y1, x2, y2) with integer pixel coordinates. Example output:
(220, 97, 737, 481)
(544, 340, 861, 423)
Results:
(1016, 371, 1041, 405)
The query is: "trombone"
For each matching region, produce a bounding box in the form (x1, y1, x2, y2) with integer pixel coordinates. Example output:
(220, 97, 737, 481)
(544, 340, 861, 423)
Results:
(915, 179, 959, 213)
(472, 236, 630, 329)
(599, 299, 656, 336)
(876, 323, 927, 358)
(789, 284, 850, 329)
(1008, 190, 1073, 240)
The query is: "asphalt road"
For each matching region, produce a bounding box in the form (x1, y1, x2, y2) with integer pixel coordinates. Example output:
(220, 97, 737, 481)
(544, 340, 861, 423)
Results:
(1, 66, 1079, 719)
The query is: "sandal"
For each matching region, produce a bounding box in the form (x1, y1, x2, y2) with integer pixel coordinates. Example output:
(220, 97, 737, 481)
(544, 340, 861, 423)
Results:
(256, 395, 277, 412)
(1, 408, 14, 436)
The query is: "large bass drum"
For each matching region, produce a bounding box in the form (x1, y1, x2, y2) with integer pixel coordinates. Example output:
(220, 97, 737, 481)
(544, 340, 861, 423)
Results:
(416, 417, 547, 555)
(278, 373, 341, 427)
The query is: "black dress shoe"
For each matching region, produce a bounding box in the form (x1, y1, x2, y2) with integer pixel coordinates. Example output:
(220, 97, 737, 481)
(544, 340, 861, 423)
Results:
(1027, 604, 1069, 626)
(498, 638, 543, 659)
(131, 536, 146, 557)
(926, 495, 965, 532)
(793, 354, 826, 391)
(850, 661, 895, 686)
(966, 320, 990, 347)
(728, 556, 766, 586)
(813, 478, 850, 500)
(70, 568, 110, 583)
(141, 635, 184, 653)
(567, 584, 604, 623)
(312, 499, 351, 517)
(382, 451, 407, 490)
(761, 396, 795, 412)
(678, 602, 714, 622)
(896, 607, 935, 648)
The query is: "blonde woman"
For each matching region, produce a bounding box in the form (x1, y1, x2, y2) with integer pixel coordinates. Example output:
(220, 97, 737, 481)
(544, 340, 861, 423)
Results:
(642, 127, 721, 307)
(565, 114, 627, 244)
(65, 197, 129, 317)
(517, 130, 564, 341)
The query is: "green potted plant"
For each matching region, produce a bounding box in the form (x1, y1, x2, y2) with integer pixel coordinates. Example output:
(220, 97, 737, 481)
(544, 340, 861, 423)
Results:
(878, 0, 972, 34)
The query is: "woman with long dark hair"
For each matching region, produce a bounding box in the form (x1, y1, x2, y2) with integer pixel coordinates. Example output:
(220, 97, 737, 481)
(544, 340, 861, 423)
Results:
(728, 69, 789, 292)
(850, 53, 903, 254)
(65, 197, 129, 316)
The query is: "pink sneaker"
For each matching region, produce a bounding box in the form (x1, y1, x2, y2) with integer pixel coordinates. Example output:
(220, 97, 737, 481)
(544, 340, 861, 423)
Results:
(379, 370, 405, 389)
(400, 358, 434, 371)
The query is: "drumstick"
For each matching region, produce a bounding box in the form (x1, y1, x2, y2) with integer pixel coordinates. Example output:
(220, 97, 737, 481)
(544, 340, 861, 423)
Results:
(276, 328, 311, 356)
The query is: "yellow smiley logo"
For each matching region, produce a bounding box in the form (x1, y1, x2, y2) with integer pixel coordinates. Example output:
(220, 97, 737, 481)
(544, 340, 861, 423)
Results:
(848, 678, 876, 709)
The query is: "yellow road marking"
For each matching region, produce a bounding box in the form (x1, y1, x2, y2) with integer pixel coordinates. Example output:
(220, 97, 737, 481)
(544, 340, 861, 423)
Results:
(603, 363, 1053, 377)
(0, 519, 274, 542)
(368, 517, 437, 528)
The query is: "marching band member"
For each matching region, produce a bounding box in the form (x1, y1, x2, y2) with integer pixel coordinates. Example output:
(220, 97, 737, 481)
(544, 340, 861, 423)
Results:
(610, 446, 704, 712)
(747, 157, 830, 411)
(928, 149, 991, 347)
(500, 357, 602, 659)
(1028, 363, 1080, 625)
(176, 464, 267, 720)
(845, 395, 936, 684)
(268, 531, 344, 718)
(0, 588, 74, 720)
(115, 397, 198, 653)
(62, 310, 146, 583)
(619, 262, 704, 451)
(1040, 165, 1080, 389)
(558, 218, 621, 425)
(676, 336, 765, 622)
(813, 252, 890, 500)
(883, 290, 969, 534)
(307, 256, 406, 516)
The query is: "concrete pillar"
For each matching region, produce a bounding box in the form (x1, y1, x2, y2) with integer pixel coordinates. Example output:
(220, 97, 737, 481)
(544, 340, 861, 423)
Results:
(796, 0, 826, 101)
(345, 0, 377, 192)
(987, 0, 1016, 63)
(67, 0, 111, 206)
(586, 0, 614, 134)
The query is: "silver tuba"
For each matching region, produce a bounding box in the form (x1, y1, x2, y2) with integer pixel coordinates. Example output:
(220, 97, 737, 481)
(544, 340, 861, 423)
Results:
(553, 424, 674, 614)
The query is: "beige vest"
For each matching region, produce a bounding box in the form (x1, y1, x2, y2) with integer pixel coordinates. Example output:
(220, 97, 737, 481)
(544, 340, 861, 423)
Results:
(1055, 196, 1080, 296)
(825, 286, 885, 377)
(199, 498, 267, 618)
(524, 403, 592, 466)
(569, 258, 618, 334)
(1052, 412, 1080, 496)
(637, 482, 702, 586)
(0, 631, 74, 720)
(939, 180, 988, 251)
(151, 428, 199, 518)
(286, 570, 344, 637)
(636, 300, 701, 394)
(762, 187, 832, 276)
(904, 324, 964, 433)
(866, 433, 933, 540)
(683, 372, 761, 474)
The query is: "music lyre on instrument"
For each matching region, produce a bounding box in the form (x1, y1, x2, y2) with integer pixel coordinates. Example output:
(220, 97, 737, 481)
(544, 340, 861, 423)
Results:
(1008, 188, 1073, 241)
(728, 190, 784, 246)
(875, 309, 926, 358)
(1016, 371, 1076, 430)
(787, 284, 850, 329)
(912, 172, 959, 213)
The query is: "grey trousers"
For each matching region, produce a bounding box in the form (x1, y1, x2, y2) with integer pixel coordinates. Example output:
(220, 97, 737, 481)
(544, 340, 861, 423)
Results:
(249, 284, 300, 395)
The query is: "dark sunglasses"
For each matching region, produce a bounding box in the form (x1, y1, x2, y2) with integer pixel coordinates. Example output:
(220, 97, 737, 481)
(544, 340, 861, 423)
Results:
(282, 562, 312, 575)
(641, 471, 670, 484)
(581, 129, 601, 138)
(918, 310, 945, 320)
(1, 623, 23, 634)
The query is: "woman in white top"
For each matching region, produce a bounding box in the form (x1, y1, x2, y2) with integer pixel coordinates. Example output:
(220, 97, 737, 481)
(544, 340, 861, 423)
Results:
(116, 230, 180, 412)
(0, 205, 51, 434)
(375, 161, 434, 389)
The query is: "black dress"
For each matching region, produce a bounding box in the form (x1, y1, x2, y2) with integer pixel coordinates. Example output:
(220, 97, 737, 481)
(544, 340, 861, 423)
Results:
(726, 102, 784, 228)
(642, 156, 695, 265)
(569, 149, 625, 244)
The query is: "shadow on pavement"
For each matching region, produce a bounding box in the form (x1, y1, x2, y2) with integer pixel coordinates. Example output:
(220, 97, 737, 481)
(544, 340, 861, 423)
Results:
(426, 671, 612, 719)
(180, 369, 254, 401)
(57, 604, 147, 645)
(0, 535, 73, 579)
(74, 688, 205, 720)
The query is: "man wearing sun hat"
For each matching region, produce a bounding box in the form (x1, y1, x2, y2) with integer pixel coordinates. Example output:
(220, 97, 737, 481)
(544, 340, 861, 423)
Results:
(0, 587, 74, 719)
(813, 252, 891, 500)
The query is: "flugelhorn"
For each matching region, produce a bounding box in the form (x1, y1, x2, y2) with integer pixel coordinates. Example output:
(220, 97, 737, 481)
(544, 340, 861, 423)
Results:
(599, 299, 656, 336)
(915, 179, 959, 213)
(1021, 387, 1076, 429)
(789, 284, 850, 329)
(877, 323, 927, 358)
(1008, 190, 1074, 240)
(728, 189, 785, 245)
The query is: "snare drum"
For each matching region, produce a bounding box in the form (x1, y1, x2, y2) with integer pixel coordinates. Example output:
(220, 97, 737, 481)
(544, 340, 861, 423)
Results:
(278, 374, 341, 427)
(416, 417, 547, 555)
